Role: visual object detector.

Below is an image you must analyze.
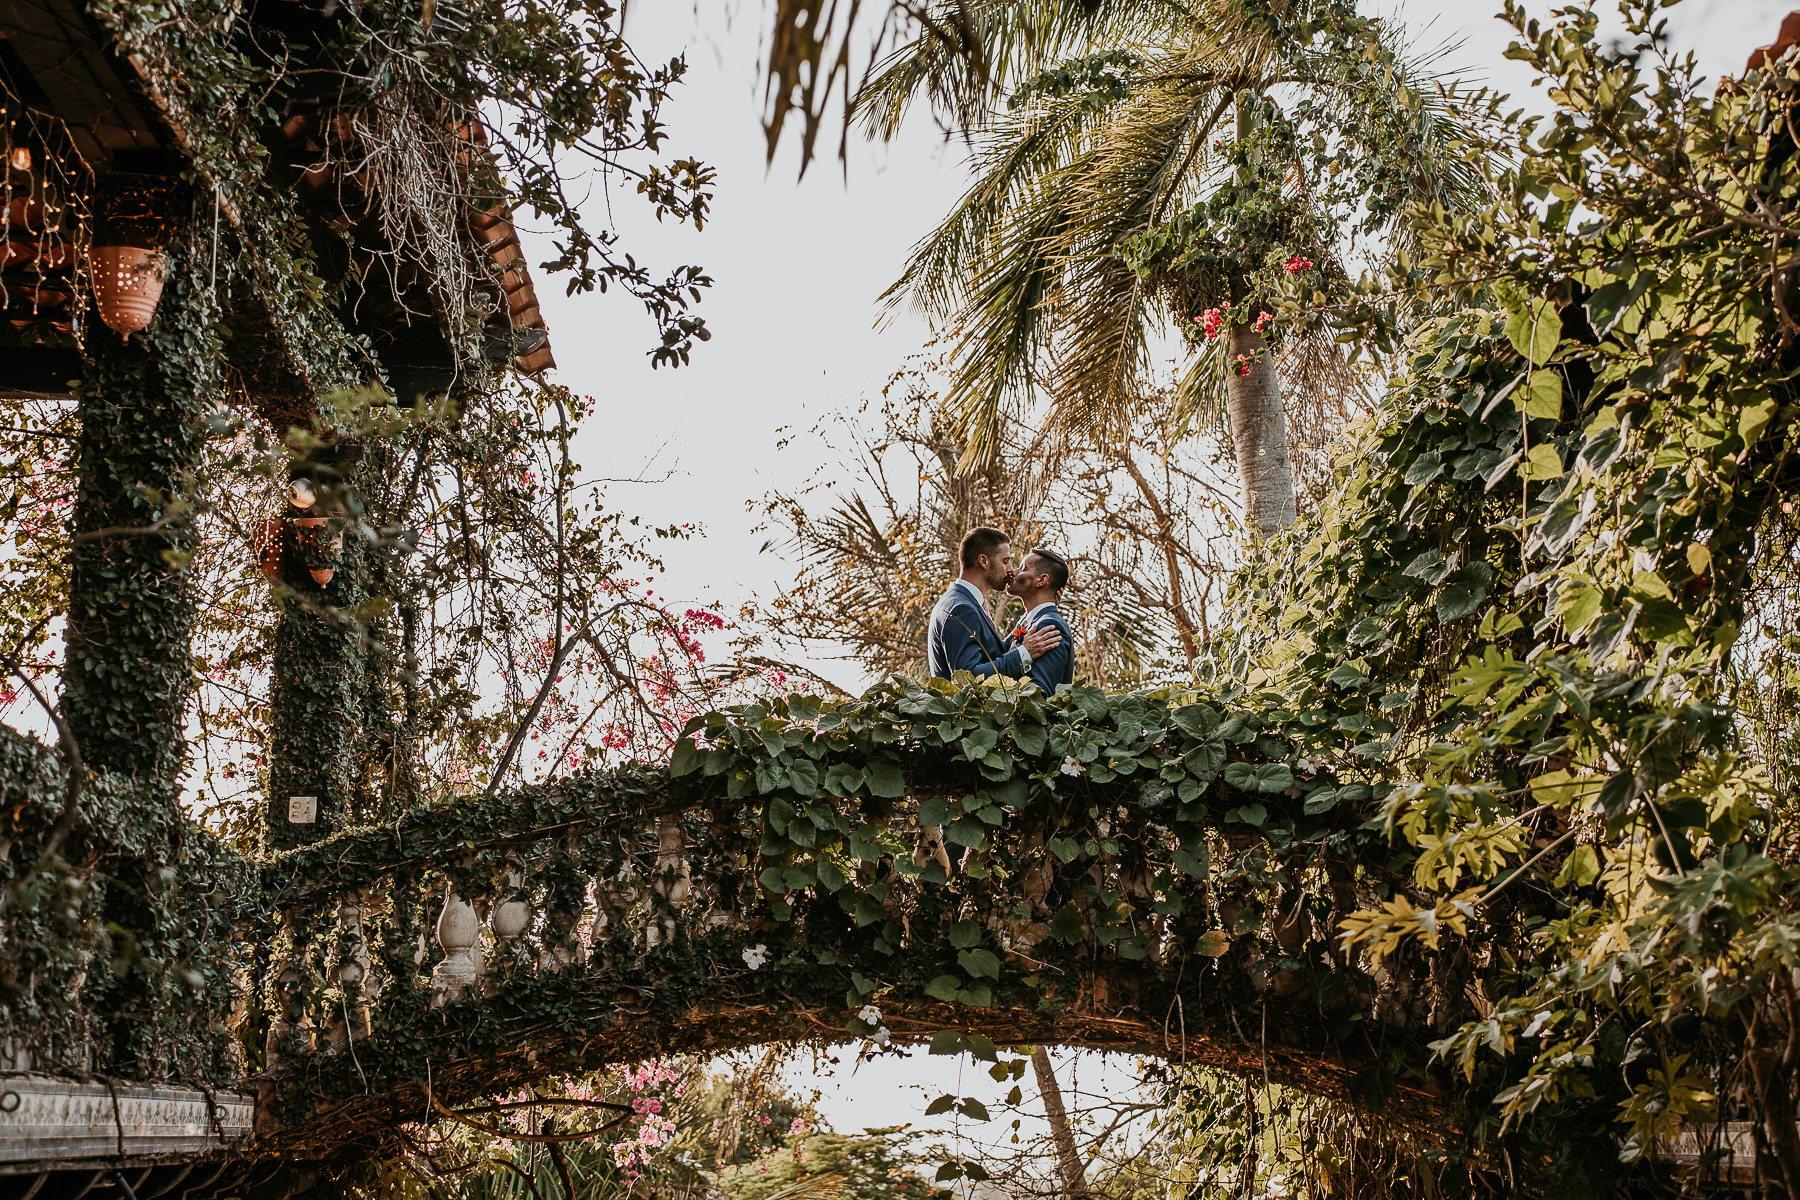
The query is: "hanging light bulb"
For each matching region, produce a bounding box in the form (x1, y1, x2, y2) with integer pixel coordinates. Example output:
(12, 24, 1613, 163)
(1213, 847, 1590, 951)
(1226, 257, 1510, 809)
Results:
(255, 516, 284, 583)
(7, 146, 29, 171)
(91, 245, 165, 336)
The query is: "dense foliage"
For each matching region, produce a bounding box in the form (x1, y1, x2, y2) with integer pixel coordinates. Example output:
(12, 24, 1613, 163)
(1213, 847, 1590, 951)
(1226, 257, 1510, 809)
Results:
(0, 0, 726, 1090)
(1210, 1, 1800, 1186)
(12, 0, 1800, 1195)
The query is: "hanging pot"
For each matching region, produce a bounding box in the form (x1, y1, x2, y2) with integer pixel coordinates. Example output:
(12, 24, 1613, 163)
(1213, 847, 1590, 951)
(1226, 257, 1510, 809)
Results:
(91, 245, 166, 336)
(291, 516, 341, 587)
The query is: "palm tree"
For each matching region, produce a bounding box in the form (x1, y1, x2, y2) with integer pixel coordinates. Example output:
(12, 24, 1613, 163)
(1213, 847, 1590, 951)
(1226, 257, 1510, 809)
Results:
(859, 0, 1482, 534)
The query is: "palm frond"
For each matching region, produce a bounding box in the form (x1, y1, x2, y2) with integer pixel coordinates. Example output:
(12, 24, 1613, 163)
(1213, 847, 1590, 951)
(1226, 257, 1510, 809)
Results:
(854, 0, 1202, 140)
(884, 83, 1134, 320)
(936, 185, 1072, 466)
(1171, 333, 1227, 434)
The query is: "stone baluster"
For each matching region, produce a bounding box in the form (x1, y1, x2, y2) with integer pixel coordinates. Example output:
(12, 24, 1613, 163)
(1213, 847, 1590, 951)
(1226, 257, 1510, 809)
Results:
(428, 891, 482, 1007)
(0, 1037, 32, 1073)
(647, 816, 690, 948)
(265, 920, 315, 1071)
(696, 842, 747, 935)
(590, 860, 642, 965)
(541, 852, 587, 973)
(220, 984, 249, 1078)
(327, 894, 372, 1050)
(67, 943, 95, 1073)
(485, 866, 533, 994)
(541, 905, 586, 972)
(912, 816, 952, 877)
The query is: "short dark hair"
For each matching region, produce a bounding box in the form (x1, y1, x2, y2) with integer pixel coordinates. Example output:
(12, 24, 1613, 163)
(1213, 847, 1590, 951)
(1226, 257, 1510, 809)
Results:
(1027, 548, 1070, 592)
(960, 526, 1010, 569)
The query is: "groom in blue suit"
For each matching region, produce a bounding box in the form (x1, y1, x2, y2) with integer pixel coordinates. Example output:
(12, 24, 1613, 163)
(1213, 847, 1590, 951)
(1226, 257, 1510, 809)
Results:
(1004, 547, 1075, 693)
(927, 527, 1062, 681)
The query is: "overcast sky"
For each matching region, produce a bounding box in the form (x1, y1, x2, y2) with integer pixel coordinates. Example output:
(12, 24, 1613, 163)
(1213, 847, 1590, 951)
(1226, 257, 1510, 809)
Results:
(517, 0, 1795, 1140)
(528, 0, 1793, 696)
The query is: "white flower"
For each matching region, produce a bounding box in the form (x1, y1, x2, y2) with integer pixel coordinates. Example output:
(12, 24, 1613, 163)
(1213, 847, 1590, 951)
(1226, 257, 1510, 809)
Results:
(857, 1004, 882, 1025)
(1060, 755, 1084, 777)
(871, 1026, 891, 1046)
(742, 944, 768, 970)
(1295, 756, 1315, 774)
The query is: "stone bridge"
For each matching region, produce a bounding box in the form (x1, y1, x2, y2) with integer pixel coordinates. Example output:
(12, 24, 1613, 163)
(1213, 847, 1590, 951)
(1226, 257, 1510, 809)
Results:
(243, 680, 1443, 1170)
(0, 679, 1458, 1195)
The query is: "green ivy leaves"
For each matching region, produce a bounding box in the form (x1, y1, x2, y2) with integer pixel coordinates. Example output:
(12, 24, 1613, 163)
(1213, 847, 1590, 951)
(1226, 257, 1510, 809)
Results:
(1497, 282, 1562, 366)
(1222, 762, 1294, 793)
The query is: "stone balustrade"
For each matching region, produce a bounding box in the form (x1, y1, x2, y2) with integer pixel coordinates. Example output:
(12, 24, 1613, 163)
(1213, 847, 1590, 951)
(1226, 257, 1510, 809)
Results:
(265, 805, 713, 1071)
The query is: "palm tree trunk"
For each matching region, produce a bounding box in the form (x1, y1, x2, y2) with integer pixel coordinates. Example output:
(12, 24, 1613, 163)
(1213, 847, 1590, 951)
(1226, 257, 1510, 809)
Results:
(1223, 325, 1297, 535)
(1032, 1047, 1090, 1199)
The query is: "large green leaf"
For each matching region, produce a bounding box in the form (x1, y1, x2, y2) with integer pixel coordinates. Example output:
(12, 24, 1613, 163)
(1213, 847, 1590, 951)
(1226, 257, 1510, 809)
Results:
(1504, 294, 1562, 365)
(1195, 930, 1230, 957)
(1169, 703, 1220, 738)
(1012, 721, 1047, 756)
(948, 920, 983, 948)
(958, 947, 1001, 979)
(1522, 369, 1562, 419)
(866, 758, 906, 798)
(924, 975, 964, 1002)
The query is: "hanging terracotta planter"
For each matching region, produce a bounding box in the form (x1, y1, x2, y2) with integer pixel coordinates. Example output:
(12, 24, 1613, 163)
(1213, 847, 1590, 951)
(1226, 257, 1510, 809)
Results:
(291, 516, 341, 588)
(91, 245, 166, 336)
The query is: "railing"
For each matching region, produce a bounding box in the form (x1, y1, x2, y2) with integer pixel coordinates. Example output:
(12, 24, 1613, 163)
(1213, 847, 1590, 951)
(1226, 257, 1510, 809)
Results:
(259, 779, 763, 1072)
(245, 680, 1409, 1133)
(6, 674, 1493, 1158)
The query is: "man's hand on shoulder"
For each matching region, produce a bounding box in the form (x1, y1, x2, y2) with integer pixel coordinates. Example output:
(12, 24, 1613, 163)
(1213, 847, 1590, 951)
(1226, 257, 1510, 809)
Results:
(1022, 624, 1063, 658)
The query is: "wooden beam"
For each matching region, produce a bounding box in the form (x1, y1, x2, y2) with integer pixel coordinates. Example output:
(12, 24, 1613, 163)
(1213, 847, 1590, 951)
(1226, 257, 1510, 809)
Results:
(0, 0, 164, 172)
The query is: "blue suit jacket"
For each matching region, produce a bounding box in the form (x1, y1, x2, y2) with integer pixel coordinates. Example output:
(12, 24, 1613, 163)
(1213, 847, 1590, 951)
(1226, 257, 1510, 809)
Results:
(927, 583, 1028, 680)
(1015, 604, 1074, 694)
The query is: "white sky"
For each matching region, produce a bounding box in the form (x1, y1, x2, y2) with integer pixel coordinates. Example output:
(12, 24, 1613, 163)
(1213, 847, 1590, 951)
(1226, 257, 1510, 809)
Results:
(532, 0, 1791, 690)
(530, 0, 1789, 1153)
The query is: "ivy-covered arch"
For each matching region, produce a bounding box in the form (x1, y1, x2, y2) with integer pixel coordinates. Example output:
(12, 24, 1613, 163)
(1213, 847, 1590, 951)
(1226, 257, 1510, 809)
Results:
(239, 669, 1449, 1170)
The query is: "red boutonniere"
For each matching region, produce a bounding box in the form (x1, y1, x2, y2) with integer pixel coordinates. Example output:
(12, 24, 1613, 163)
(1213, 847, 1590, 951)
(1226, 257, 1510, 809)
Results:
(1012, 625, 1028, 639)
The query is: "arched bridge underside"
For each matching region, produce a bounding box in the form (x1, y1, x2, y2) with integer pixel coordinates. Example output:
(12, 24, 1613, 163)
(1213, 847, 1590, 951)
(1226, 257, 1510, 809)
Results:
(258, 914, 1430, 1167)
(243, 682, 1455, 1169)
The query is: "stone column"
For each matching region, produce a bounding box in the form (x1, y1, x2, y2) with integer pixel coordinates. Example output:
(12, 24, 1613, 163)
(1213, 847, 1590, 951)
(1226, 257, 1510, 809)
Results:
(265, 445, 366, 850)
(326, 894, 371, 1050)
(64, 179, 219, 1075)
(265, 919, 317, 1072)
(429, 891, 482, 1007)
(64, 178, 209, 793)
